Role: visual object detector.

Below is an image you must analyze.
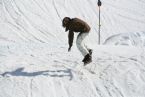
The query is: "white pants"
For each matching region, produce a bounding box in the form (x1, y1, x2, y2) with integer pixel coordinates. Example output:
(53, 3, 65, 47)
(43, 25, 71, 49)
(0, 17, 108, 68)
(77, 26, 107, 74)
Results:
(76, 32, 90, 56)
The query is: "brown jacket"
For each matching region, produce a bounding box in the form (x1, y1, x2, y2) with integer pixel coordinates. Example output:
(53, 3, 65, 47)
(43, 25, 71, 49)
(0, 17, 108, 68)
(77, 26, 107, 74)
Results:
(62, 17, 91, 51)
(65, 18, 91, 33)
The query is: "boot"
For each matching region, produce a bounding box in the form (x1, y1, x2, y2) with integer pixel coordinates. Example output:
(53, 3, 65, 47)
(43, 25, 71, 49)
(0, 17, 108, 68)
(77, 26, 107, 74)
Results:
(82, 49, 92, 62)
(82, 54, 92, 65)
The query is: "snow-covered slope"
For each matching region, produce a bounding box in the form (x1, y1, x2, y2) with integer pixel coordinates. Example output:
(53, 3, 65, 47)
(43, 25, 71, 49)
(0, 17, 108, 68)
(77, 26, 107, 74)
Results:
(0, 0, 145, 44)
(0, 0, 145, 97)
(104, 31, 145, 46)
(0, 43, 145, 97)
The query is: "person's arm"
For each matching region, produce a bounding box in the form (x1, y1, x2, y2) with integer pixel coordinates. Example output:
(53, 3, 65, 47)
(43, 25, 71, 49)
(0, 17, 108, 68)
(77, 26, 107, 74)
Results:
(65, 27, 69, 32)
(68, 30, 74, 52)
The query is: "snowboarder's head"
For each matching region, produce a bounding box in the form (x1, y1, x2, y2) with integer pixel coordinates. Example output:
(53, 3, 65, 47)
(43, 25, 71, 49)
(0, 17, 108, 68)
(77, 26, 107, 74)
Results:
(62, 17, 71, 28)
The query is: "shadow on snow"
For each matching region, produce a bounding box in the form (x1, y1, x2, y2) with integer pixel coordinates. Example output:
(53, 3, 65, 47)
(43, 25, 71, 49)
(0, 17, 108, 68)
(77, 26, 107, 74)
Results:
(0, 67, 73, 80)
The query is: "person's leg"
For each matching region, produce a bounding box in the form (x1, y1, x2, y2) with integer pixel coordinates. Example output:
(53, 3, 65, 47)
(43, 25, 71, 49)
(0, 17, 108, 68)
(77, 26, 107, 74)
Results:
(84, 44, 92, 55)
(76, 32, 92, 64)
(76, 32, 89, 57)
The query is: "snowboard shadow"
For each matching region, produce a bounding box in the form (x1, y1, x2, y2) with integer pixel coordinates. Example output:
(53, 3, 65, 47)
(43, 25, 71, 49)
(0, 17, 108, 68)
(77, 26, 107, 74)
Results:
(1, 67, 73, 80)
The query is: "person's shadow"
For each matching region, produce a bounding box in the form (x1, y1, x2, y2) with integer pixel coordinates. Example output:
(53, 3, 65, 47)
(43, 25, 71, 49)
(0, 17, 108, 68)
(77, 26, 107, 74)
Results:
(0, 67, 73, 80)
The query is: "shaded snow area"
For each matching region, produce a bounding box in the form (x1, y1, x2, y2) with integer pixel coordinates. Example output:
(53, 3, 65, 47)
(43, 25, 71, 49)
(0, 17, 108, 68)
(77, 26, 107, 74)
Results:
(0, 0, 145, 97)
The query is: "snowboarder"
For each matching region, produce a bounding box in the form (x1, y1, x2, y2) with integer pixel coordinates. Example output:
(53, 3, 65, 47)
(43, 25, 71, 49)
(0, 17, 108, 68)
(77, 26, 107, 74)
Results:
(62, 17, 92, 65)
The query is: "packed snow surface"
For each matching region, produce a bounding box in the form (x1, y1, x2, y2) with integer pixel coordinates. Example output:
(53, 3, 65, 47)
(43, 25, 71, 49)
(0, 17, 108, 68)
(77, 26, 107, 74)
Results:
(0, 0, 145, 97)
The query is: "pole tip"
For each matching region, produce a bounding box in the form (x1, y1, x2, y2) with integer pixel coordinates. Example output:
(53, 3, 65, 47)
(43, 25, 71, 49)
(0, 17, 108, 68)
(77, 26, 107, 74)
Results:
(97, 0, 102, 6)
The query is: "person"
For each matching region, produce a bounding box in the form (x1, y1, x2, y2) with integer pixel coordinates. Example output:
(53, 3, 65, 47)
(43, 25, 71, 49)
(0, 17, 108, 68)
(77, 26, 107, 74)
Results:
(62, 17, 92, 65)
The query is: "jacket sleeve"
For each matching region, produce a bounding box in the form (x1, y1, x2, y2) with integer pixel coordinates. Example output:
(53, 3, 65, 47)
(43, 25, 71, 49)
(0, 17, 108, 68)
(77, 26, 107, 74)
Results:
(65, 26, 69, 32)
(68, 30, 74, 48)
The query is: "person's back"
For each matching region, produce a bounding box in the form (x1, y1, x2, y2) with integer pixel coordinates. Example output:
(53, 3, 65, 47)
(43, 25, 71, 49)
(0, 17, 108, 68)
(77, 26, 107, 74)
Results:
(68, 18, 91, 33)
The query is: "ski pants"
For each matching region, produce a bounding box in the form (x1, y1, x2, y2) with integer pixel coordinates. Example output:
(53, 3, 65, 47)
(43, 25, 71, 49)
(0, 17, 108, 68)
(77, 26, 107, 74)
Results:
(76, 32, 90, 57)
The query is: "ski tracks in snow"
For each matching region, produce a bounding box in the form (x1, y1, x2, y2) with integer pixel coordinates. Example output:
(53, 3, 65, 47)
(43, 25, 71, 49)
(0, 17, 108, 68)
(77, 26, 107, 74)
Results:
(0, 0, 145, 96)
(0, 43, 145, 97)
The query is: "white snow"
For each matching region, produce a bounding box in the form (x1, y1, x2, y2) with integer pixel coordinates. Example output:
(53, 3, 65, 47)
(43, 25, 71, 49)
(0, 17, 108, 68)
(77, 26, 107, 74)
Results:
(0, 0, 145, 97)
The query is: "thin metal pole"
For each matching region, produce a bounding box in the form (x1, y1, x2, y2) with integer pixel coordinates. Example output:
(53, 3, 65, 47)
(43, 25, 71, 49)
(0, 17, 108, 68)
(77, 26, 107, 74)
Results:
(97, 0, 102, 45)
(98, 6, 101, 44)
